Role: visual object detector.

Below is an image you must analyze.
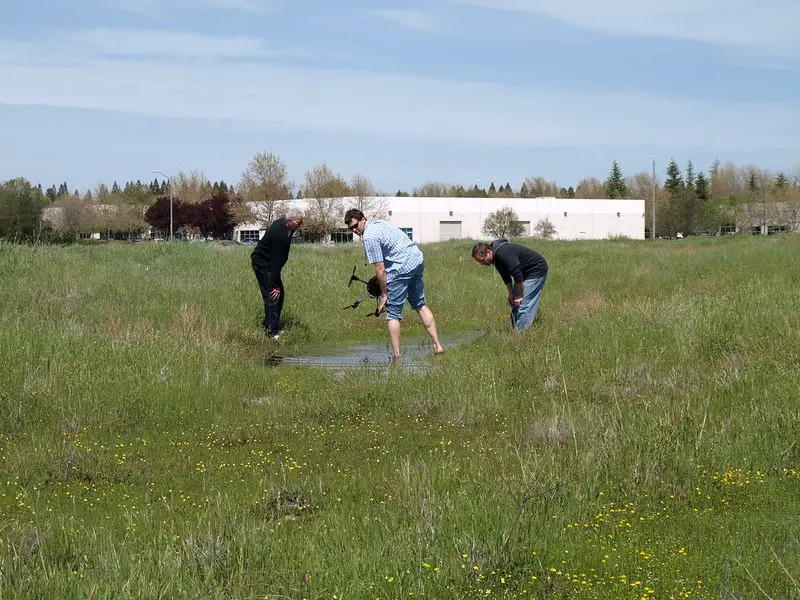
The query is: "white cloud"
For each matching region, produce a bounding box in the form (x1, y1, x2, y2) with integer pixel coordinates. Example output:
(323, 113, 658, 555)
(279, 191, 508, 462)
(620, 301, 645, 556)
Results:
(72, 29, 270, 59)
(120, 0, 268, 13)
(370, 9, 443, 33)
(444, 0, 800, 58)
(3, 29, 310, 61)
(0, 29, 798, 152)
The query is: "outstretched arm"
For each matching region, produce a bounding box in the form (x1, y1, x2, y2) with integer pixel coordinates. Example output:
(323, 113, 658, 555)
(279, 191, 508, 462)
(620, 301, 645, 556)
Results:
(374, 261, 388, 313)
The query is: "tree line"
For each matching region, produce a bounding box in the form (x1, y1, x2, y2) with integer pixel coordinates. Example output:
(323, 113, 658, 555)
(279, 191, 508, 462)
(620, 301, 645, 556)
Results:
(1, 153, 798, 242)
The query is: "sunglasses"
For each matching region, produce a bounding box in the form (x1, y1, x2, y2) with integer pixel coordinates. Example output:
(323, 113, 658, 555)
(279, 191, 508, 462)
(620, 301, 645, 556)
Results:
(347, 221, 361, 231)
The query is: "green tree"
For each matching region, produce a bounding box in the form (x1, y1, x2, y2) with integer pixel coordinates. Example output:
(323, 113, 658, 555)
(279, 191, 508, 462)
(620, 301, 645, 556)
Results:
(238, 152, 293, 223)
(482, 206, 525, 238)
(694, 172, 710, 201)
(664, 159, 684, 197)
(533, 216, 557, 239)
(302, 163, 350, 240)
(775, 172, 789, 189)
(0, 178, 48, 240)
(603, 160, 628, 198)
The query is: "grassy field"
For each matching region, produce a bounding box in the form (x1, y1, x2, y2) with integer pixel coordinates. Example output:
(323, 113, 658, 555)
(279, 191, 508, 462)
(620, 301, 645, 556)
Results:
(0, 234, 798, 599)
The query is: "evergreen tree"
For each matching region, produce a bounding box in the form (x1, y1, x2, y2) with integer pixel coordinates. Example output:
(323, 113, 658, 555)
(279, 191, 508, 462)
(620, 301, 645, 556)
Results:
(603, 160, 628, 198)
(504, 182, 512, 194)
(567, 186, 575, 198)
(519, 182, 529, 197)
(680, 160, 697, 234)
(662, 159, 685, 235)
(112, 181, 121, 194)
(694, 172, 709, 200)
(46, 186, 57, 201)
(775, 171, 789, 188)
(685, 160, 695, 189)
(488, 182, 496, 195)
(747, 170, 758, 193)
(57, 182, 69, 197)
(664, 159, 684, 197)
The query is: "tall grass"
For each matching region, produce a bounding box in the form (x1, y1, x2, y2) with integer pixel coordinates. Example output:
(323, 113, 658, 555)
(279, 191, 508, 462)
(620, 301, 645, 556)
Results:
(0, 235, 798, 599)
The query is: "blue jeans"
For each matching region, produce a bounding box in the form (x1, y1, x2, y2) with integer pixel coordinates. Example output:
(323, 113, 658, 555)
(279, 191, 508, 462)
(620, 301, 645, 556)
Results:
(386, 263, 426, 320)
(511, 275, 547, 331)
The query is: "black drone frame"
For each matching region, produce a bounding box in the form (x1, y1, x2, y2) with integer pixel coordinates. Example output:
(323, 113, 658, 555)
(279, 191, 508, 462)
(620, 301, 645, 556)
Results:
(343, 266, 382, 317)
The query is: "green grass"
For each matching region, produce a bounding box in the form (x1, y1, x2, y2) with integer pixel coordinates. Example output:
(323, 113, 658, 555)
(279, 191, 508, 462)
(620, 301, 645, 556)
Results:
(0, 235, 798, 599)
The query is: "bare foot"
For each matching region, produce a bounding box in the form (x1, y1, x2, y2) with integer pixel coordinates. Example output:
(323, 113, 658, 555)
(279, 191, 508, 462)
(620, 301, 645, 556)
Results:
(433, 346, 445, 356)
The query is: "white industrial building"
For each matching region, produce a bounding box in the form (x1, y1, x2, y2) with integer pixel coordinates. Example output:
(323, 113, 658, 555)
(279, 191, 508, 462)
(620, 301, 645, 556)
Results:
(235, 196, 646, 244)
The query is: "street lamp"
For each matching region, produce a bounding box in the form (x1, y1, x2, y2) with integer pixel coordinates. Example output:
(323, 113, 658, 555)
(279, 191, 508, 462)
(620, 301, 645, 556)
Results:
(651, 156, 656, 240)
(152, 170, 173, 240)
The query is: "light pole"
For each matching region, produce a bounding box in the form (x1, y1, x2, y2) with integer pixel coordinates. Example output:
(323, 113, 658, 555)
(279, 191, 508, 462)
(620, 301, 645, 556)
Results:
(153, 170, 173, 240)
(651, 156, 656, 240)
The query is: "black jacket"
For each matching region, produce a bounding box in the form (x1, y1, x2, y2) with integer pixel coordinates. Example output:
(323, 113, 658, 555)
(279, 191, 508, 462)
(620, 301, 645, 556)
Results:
(491, 239, 548, 285)
(251, 217, 294, 287)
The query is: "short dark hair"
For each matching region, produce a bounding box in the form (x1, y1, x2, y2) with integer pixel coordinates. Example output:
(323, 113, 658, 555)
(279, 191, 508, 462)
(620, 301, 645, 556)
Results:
(344, 208, 364, 225)
(472, 242, 491, 259)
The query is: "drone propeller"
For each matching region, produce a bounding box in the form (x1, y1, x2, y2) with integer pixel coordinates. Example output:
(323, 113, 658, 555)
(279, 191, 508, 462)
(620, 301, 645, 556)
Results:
(342, 299, 364, 310)
(348, 265, 358, 288)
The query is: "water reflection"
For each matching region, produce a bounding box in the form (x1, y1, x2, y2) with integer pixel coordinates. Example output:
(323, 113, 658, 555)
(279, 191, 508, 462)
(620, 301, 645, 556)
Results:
(265, 330, 483, 374)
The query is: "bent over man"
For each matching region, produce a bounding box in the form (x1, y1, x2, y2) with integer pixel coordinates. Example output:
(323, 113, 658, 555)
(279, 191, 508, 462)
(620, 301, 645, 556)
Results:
(251, 207, 304, 340)
(344, 208, 444, 359)
(472, 239, 548, 332)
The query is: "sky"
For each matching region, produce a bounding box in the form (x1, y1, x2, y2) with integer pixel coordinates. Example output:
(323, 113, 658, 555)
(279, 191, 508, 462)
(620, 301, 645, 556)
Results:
(1, 0, 799, 194)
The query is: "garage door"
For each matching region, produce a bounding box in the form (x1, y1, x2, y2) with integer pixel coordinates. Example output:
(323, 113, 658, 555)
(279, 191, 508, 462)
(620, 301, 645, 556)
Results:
(439, 220, 462, 241)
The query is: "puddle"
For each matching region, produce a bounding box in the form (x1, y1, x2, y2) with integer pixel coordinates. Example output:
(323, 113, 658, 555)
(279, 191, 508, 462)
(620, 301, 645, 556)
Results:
(265, 330, 484, 374)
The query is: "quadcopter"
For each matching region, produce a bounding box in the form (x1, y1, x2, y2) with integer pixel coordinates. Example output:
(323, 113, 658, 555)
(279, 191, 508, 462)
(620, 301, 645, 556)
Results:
(342, 266, 383, 317)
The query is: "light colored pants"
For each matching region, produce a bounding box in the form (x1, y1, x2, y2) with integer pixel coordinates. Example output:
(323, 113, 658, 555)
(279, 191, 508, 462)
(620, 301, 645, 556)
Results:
(511, 275, 547, 331)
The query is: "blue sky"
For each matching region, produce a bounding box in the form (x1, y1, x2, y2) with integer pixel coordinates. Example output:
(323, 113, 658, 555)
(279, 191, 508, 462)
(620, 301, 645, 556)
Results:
(1, 0, 799, 194)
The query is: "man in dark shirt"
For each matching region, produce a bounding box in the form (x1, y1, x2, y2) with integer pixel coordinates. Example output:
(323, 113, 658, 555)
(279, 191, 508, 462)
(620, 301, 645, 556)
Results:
(251, 207, 304, 339)
(472, 239, 548, 332)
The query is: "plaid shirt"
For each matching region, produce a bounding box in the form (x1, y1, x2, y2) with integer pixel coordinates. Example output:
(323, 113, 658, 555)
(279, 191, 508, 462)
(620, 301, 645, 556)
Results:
(362, 220, 423, 275)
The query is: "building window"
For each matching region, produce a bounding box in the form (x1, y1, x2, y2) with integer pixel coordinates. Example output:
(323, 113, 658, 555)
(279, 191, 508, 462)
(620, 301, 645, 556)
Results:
(750, 226, 762, 235)
(563, 211, 568, 217)
(720, 224, 736, 235)
(240, 230, 260, 243)
(400, 227, 413, 241)
(330, 228, 355, 244)
(768, 225, 789, 235)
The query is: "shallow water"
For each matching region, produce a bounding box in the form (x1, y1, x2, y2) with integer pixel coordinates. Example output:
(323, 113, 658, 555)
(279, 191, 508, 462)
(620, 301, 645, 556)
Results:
(265, 329, 483, 374)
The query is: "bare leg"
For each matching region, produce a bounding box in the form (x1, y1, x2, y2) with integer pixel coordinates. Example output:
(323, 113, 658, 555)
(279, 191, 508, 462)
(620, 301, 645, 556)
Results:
(416, 305, 444, 354)
(387, 318, 402, 359)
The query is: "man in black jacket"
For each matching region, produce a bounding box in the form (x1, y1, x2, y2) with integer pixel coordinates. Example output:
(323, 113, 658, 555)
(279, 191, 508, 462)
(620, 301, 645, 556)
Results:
(251, 208, 304, 339)
(472, 239, 548, 332)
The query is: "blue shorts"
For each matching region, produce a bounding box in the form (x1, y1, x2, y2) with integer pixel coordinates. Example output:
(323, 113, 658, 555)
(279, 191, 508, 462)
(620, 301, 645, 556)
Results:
(386, 263, 426, 320)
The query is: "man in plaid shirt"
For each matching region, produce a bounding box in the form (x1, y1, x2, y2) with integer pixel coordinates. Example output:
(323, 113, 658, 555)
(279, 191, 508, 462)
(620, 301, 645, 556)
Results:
(344, 208, 445, 359)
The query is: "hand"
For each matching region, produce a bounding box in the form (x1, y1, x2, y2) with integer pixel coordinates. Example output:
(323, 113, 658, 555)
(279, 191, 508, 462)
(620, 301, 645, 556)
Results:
(507, 293, 515, 306)
(270, 288, 281, 300)
(511, 297, 522, 308)
(378, 293, 388, 314)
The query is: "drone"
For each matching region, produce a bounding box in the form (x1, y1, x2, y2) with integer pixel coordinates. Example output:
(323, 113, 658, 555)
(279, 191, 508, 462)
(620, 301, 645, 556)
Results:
(343, 266, 383, 317)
